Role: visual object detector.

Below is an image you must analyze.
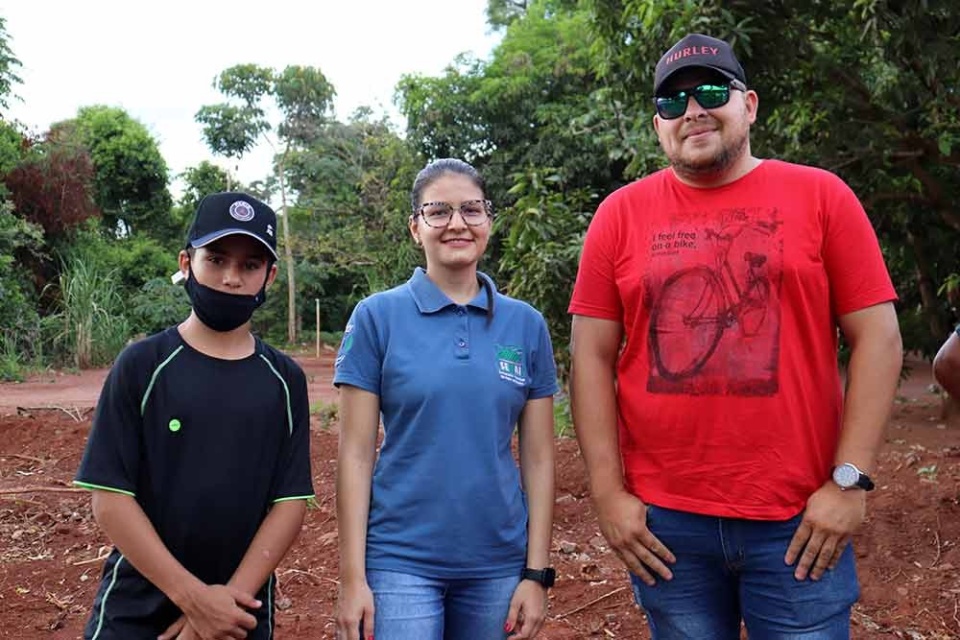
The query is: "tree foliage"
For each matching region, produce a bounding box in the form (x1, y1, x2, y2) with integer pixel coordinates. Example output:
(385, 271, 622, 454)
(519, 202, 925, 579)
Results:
(197, 63, 337, 343)
(2, 0, 959, 373)
(0, 16, 21, 115)
(4, 139, 100, 236)
(50, 106, 175, 241)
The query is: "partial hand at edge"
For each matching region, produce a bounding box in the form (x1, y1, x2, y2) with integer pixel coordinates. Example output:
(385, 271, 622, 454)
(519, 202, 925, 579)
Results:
(593, 490, 675, 585)
(335, 580, 375, 640)
(177, 583, 260, 639)
(784, 482, 866, 581)
(505, 579, 548, 638)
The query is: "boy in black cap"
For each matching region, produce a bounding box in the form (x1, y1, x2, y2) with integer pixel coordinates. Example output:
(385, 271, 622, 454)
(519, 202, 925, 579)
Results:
(75, 192, 314, 639)
(570, 33, 901, 638)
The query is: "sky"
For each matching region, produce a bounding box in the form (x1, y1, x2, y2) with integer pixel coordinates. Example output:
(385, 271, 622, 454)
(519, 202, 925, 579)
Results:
(1, 0, 502, 194)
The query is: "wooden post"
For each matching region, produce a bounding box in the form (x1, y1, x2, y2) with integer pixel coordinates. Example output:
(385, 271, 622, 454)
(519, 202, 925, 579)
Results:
(315, 298, 320, 358)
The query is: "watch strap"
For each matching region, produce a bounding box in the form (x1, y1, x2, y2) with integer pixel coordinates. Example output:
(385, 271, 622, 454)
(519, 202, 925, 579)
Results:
(520, 567, 556, 588)
(856, 473, 876, 491)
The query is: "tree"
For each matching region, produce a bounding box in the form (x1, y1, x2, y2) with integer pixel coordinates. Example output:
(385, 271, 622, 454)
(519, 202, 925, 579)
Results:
(4, 138, 100, 236)
(487, 0, 530, 29)
(197, 64, 336, 343)
(173, 161, 232, 234)
(49, 106, 175, 242)
(396, 0, 616, 351)
(0, 16, 22, 116)
(0, 199, 44, 378)
(273, 109, 421, 340)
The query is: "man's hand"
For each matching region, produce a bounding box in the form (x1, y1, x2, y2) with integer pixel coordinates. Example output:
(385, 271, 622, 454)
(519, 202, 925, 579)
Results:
(504, 579, 548, 638)
(335, 579, 375, 640)
(176, 584, 260, 639)
(594, 490, 675, 585)
(785, 482, 867, 580)
(157, 616, 205, 640)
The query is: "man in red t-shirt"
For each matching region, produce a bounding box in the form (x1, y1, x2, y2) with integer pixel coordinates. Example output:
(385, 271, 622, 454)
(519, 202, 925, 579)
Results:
(568, 33, 902, 638)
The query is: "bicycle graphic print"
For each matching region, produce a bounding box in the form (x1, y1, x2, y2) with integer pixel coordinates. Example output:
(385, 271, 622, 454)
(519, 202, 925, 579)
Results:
(647, 215, 782, 394)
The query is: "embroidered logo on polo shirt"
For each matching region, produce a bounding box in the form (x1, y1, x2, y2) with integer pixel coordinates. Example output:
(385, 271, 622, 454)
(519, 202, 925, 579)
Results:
(168, 418, 182, 433)
(336, 322, 355, 368)
(496, 345, 525, 386)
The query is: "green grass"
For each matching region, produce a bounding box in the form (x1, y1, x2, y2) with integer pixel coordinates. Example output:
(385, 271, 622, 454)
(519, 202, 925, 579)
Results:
(48, 259, 130, 369)
(554, 394, 573, 438)
(311, 400, 339, 430)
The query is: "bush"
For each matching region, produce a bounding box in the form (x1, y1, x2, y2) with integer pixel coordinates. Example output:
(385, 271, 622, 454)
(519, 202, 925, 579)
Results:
(45, 258, 130, 368)
(129, 277, 191, 336)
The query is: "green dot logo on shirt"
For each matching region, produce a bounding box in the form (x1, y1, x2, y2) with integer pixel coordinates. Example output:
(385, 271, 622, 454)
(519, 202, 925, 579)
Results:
(168, 419, 182, 433)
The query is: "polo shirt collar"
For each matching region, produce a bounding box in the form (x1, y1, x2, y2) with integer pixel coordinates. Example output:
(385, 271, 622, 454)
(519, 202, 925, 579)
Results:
(408, 267, 496, 314)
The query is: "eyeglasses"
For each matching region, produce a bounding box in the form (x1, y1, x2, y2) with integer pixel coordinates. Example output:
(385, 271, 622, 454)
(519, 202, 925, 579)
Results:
(415, 199, 493, 228)
(654, 80, 747, 120)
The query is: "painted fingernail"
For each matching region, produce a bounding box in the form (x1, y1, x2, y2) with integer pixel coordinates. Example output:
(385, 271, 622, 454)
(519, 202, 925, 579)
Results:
(504, 622, 513, 632)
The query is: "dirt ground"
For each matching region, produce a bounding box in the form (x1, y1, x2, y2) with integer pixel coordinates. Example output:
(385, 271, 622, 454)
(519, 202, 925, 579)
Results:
(0, 354, 958, 639)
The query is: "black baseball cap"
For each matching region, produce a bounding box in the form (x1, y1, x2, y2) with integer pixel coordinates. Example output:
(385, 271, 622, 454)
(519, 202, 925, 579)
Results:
(185, 192, 278, 260)
(654, 33, 746, 96)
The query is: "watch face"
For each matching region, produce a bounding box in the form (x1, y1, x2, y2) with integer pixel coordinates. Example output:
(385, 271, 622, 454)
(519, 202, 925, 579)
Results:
(833, 464, 858, 488)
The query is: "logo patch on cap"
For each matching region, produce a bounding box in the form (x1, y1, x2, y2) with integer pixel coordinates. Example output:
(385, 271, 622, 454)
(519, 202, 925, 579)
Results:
(229, 200, 256, 222)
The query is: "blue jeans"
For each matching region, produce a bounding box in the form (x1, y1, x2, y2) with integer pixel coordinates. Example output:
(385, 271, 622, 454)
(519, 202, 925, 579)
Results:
(631, 505, 859, 640)
(365, 569, 519, 640)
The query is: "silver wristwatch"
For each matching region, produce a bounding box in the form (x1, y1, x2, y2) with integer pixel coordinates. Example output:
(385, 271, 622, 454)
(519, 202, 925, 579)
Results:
(831, 463, 875, 491)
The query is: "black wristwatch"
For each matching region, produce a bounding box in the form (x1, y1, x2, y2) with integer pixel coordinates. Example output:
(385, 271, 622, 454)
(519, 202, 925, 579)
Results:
(831, 463, 875, 491)
(520, 567, 556, 588)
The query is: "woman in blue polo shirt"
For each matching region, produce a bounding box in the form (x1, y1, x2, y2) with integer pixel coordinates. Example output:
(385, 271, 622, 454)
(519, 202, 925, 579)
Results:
(334, 159, 558, 640)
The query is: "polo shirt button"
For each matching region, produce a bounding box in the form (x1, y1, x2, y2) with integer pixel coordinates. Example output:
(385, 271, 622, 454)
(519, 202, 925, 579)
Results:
(456, 307, 465, 315)
(458, 340, 466, 347)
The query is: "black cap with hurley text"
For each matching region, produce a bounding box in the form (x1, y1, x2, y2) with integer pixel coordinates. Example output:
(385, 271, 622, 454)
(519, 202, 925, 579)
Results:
(654, 33, 746, 96)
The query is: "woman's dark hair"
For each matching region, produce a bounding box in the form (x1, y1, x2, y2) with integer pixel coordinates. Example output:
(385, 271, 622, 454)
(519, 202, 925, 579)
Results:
(410, 158, 487, 211)
(410, 158, 495, 324)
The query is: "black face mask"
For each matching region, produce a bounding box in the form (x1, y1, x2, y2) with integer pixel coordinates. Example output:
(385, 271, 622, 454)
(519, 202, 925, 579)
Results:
(184, 271, 268, 332)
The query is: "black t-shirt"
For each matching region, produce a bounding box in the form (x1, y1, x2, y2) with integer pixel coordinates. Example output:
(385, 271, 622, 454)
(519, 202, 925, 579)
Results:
(75, 327, 313, 638)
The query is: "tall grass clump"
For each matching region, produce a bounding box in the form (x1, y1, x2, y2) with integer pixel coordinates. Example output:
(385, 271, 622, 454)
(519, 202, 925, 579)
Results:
(47, 258, 130, 369)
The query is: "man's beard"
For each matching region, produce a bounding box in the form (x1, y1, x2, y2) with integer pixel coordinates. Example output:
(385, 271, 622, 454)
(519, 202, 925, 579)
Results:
(669, 127, 749, 178)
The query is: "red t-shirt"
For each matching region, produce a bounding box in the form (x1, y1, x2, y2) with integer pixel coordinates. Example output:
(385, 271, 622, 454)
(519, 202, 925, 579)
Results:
(568, 160, 896, 519)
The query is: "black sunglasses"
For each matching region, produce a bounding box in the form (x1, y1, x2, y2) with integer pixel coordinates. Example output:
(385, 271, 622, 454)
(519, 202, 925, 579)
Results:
(654, 80, 747, 120)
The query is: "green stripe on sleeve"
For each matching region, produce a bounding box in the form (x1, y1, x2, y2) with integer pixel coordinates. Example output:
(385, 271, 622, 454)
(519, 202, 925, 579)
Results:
(73, 481, 136, 497)
(273, 494, 314, 504)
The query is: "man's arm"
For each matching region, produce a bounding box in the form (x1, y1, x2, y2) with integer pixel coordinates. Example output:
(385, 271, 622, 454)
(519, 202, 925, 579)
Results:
(834, 301, 903, 473)
(91, 491, 259, 638)
(569, 315, 674, 584)
(570, 315, 625, 499)
(933, 331, 960, 398)
(785, 301, 902, 580)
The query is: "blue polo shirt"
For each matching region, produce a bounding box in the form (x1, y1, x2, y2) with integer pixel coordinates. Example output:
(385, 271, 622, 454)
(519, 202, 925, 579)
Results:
(334, 268, 558, 579)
